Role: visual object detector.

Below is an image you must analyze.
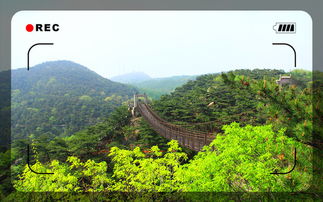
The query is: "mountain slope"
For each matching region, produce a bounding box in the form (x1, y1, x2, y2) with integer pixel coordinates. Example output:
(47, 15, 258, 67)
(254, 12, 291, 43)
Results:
(11, 60, 138, 139)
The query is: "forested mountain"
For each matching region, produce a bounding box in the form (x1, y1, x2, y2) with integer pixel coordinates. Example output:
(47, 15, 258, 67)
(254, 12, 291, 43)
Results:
(11, 60, 138, 140)
(110, 72, 151, 84)
(152, 69, 288, 132)
(132, 75, 197, 99)
(0, 70, 10, 149)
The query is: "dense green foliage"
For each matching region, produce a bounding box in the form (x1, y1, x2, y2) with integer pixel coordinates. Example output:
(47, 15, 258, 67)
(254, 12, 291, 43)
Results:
(12, 140, 185, 192)
(221, 69, 314, 148)
(12, 124, 311, 193)
(0, 150, 11, 197)
(10, 105, 170, 183)
(14, 156, 111, 192)
(11, 61, 137, 140)
(2, 67, 317, 198)
(175, 123, 311, 192)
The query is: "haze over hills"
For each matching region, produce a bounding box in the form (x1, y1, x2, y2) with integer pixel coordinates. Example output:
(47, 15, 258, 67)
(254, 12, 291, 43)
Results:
(110, 72, 151, 84)
(132, 75, 197, 99)
(11, 60, 138, 139)
(110, 72, 197, 99)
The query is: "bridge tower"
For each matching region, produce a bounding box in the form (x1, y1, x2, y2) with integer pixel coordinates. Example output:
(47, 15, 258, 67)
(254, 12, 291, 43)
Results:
(132, 93, 148, 117)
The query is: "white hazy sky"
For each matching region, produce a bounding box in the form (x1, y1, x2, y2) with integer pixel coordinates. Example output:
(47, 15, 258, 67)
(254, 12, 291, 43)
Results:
(11, 11, 312, 78)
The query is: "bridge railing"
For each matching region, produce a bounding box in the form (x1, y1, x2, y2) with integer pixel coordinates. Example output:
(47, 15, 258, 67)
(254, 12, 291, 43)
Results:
(137, 102, 215, 151)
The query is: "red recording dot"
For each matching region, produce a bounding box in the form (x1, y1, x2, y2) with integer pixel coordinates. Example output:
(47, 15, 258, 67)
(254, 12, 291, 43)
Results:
(26, 24, 34, 32)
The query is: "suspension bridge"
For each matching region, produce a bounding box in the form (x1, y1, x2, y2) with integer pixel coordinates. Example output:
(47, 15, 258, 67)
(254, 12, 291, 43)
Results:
(132, 94, 216, 151)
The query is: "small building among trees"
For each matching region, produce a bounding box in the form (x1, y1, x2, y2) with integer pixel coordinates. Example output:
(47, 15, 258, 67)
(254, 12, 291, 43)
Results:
(276, 74, 292, 86)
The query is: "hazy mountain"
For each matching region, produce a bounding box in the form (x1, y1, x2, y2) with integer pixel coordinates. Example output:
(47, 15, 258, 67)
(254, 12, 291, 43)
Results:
(11, 60, 138, 139)
(110, 72, 152, 84)
(132, 75, 197, 99)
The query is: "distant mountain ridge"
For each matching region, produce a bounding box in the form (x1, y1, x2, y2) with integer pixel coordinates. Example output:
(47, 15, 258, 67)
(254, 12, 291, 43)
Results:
(110, 72, 151, 84)
(11, 60, 137, 139)
(110, 72, 197, 99)
(131, 75, 197, 99)
(134, 75, 197, 88)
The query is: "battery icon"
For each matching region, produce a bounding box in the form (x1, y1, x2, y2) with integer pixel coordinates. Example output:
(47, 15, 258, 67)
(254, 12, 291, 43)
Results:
(273, 22, 296, 34)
